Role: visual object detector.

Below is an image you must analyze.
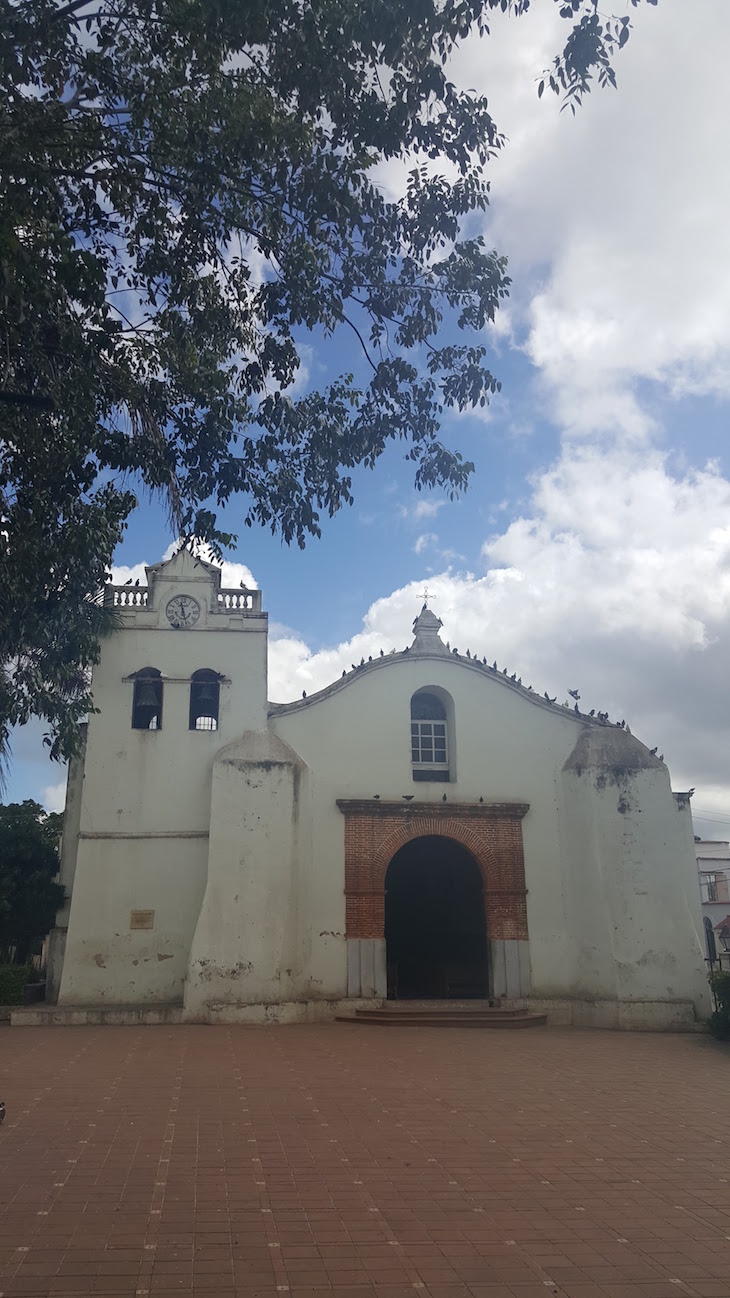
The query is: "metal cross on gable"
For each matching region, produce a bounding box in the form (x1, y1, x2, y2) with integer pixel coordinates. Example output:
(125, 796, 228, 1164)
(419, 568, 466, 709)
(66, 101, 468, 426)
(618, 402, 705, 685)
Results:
(420, 585, 430, 606)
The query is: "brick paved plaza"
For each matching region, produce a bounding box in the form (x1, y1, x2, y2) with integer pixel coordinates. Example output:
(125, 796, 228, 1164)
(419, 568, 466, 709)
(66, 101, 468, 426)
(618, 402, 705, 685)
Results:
(1, 1025, 730, 1298)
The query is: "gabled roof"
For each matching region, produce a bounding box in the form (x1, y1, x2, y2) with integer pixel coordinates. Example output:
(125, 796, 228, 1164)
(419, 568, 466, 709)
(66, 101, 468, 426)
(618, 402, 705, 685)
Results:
(268, 604, 653, 767)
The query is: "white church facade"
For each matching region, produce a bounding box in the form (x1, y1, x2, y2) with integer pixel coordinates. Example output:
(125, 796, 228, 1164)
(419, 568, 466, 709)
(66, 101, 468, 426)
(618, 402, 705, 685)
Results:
(45, 549, 710, 1028)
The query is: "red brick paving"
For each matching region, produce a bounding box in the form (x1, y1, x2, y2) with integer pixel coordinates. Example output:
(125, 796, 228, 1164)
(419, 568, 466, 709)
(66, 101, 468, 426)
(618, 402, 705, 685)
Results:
(1, 1025, 730, 1298)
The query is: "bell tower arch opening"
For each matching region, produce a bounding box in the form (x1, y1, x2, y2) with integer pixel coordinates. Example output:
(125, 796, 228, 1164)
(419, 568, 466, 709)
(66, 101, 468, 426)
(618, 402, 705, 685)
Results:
(385, 835, 487, 1000)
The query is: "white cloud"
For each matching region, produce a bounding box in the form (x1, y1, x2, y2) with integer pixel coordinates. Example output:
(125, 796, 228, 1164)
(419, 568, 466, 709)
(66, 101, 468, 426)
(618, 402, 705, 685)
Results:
(110, 561, 149, 587)
(43, 780, 66, 814)
(414, 532, 438, 555)
(400, 498, 445, 522)
(448, 0, 730, 434)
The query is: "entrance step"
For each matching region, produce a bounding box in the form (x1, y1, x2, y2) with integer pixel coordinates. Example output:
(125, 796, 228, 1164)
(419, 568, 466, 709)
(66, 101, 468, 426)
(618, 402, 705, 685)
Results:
(336, 1004, 547, 1029)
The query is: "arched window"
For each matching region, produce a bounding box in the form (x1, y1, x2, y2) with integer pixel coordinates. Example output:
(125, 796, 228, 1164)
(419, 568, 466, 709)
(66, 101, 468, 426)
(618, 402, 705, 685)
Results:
(132, 668, 163, 730)
(410, 689, 450, 782)
(189, 669, 220, 732)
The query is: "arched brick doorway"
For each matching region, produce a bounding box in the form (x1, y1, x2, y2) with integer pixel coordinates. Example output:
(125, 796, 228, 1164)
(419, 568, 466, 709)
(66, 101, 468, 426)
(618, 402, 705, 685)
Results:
(337, 800, 531, 1001)
(385, 835, 487, 999)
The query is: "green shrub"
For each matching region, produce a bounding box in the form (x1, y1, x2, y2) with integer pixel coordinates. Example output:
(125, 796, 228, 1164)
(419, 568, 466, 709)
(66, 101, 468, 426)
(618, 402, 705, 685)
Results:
(0, 963, 33, 1005)
(709, 970, 730, 1039)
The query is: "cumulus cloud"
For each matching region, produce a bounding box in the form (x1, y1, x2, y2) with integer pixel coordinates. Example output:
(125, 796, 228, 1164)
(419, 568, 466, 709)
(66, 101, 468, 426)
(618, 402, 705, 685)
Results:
(449, 0, 730, 435)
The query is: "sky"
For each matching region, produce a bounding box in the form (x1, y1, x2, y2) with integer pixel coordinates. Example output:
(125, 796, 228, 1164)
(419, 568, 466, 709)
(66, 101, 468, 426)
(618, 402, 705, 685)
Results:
(7, 0, 730, 845)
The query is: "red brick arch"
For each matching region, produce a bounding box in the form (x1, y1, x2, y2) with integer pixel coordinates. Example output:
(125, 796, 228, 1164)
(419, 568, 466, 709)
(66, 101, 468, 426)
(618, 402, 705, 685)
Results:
(337, 800, 529, 943)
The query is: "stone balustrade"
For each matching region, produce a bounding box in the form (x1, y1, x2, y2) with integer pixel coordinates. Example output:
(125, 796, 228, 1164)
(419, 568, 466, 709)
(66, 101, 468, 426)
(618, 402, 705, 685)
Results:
(217, 588, 262, 612)
(103, 585, 262, 613)
(105, 586, 149, 607)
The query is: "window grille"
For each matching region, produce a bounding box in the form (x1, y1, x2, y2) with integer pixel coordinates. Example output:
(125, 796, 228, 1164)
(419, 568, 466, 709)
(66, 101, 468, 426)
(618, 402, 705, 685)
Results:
(189, 670, 220, 731)
(410, 691, 449, 782)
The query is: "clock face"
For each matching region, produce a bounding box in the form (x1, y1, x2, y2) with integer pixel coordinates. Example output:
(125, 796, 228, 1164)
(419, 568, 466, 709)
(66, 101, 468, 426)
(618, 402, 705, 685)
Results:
(166, 595, 201, 629)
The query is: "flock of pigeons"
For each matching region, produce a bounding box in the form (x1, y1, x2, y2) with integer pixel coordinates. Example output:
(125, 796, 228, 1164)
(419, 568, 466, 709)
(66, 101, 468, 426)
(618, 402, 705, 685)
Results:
(312, 645, 666, 761)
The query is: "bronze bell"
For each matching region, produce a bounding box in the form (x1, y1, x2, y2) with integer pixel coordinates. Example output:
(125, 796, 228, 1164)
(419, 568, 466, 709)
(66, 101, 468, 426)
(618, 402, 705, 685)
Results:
(135, 679, 160, 708)
(195, 680, 218, 706)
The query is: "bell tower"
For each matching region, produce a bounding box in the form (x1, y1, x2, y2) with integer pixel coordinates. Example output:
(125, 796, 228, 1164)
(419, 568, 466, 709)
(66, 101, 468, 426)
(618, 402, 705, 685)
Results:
(49, 548, 269, 1009)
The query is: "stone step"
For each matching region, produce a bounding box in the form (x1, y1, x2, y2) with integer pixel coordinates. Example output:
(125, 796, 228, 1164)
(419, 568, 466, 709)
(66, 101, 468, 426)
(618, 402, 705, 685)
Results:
(337, 1008, 547, 1029)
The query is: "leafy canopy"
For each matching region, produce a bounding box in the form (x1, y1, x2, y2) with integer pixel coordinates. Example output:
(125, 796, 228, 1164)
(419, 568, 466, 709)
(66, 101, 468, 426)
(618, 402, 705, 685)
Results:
(0, 0, 655, 767)
(0, 800, 65, 962)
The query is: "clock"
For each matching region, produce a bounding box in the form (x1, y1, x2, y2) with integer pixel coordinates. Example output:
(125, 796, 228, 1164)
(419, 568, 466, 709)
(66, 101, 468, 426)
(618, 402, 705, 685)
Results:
(165, 594, 201, 629)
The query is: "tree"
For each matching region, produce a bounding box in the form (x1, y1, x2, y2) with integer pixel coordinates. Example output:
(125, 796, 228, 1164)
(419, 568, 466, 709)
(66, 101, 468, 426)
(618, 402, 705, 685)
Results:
(0, 800, 65, 964)
(0, 0, 656, 770)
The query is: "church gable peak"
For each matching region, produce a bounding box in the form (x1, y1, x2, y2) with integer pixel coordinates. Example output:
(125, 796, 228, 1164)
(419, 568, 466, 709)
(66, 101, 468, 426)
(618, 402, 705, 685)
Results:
(411, 604, 449, 656)
(146, 547, 221, 590)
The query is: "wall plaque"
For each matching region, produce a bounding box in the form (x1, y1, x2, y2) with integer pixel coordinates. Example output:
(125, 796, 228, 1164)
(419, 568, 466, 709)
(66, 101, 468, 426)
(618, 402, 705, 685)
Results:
(130, 909, 155, 931)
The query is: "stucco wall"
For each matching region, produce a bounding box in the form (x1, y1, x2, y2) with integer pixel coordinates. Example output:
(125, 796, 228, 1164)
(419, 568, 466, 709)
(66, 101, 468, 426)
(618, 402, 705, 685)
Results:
(558, 730, 709, 1020)
(270, 656, 578, 1010)
(184, 730, 327, 1016)
(58, 836, 208, 1005)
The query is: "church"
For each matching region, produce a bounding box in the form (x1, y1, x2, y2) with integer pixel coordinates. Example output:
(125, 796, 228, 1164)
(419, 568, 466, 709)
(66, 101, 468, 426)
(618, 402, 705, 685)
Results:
(45, 549, 709, 1028)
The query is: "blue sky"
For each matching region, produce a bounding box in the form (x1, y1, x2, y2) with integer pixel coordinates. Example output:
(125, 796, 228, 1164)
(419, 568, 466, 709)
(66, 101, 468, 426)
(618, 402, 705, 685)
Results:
(7, 0, 730, 844)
